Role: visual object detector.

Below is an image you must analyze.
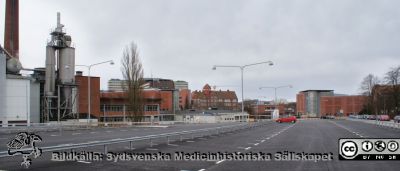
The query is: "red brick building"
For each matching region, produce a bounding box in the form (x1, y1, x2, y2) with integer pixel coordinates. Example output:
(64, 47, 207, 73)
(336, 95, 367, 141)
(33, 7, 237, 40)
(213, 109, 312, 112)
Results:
(99, 89, 162, 121)
(179, 89, 191, 110)
(296, 90, 366, 117)
(320, 96, 366, 116)
(191, 84, 238, 110)
(249, 102, 296, 119)
(75, 73, 101, 118)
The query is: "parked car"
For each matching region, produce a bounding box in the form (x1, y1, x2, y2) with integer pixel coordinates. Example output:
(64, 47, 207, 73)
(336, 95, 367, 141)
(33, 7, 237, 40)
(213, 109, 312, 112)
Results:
(276, 116, 297, 123)
(394, 115, 400, 123)
(368, 115, 377, 120)
(321, 115, 335, 119)
(378, 115, 390, 121)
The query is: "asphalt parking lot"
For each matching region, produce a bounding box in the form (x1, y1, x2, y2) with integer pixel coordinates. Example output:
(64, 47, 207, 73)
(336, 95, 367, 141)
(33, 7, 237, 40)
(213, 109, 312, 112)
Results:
(1, 120, 400, 171)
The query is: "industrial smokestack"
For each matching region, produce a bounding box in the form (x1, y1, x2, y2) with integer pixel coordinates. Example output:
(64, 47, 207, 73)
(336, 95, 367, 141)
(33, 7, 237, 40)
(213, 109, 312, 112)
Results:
(4, 0, 19, 59)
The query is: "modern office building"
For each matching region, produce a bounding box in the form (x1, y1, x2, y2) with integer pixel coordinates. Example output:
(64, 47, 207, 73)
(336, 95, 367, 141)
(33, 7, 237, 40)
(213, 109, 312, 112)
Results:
(297, 90, 366, 117)
(296, 90, 334, 117)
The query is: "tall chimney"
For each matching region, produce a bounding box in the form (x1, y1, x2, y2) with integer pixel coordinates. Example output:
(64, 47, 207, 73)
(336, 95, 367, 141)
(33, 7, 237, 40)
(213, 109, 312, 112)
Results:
(4, 0, 19, 59)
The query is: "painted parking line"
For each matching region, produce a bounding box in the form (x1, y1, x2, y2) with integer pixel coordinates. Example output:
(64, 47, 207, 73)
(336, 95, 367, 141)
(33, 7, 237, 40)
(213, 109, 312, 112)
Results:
(216, 160, 225, 164)
(77, 160, 91, 164)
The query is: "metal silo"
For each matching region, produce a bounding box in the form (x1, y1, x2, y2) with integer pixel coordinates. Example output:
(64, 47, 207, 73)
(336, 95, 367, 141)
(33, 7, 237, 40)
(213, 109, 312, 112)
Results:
(44, 46, 56, 96)
(59, 47, 75, 83)
(43, 13, 78, 122)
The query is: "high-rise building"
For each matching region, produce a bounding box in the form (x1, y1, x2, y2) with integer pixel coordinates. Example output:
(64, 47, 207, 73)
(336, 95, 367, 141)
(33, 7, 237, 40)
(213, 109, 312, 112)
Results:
(174, 80, 188, 90)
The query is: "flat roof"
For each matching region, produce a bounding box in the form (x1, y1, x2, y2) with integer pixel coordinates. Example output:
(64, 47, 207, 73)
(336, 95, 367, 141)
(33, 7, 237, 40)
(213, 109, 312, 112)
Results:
(300, 90, 334, 92)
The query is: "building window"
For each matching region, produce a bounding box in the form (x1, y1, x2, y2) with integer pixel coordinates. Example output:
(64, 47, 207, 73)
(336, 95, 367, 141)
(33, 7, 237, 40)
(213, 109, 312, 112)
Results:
(145, 105, 159, 111)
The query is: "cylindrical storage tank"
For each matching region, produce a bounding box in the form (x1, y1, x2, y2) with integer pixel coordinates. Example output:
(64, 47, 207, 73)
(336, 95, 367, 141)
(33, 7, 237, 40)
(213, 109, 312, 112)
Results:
(59, 47, 75, 84)
(44, 46, 56, 96)
(60, 86, 72, 117)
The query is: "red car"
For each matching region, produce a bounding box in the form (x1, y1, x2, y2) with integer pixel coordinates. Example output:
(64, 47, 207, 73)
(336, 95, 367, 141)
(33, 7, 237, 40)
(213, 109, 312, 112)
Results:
(276, 116, 297, 123)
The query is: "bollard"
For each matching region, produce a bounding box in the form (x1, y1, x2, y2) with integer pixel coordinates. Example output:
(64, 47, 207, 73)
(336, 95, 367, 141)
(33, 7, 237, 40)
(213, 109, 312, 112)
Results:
(167, 136, 170, 145)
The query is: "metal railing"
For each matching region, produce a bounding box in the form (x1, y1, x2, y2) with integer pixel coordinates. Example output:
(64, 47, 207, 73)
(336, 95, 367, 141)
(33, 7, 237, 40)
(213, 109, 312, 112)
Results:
(0, 121, 269, 158)
(347, 118, 400, 129)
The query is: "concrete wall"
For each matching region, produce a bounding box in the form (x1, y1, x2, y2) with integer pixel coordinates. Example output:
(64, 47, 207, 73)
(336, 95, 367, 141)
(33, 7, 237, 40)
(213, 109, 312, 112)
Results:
(4, 79, 30, 124)
(30, 81, 40, 123)
(0, 54, 6, 124)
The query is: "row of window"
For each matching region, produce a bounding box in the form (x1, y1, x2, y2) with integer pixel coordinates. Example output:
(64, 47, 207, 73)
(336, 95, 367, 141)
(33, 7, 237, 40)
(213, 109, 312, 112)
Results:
(100, 105, 159, 112)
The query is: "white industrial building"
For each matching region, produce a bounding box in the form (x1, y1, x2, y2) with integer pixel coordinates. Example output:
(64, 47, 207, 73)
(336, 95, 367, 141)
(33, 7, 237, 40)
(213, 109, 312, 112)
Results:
(0, 52, 40, 127)
(183, 111, 249, 123)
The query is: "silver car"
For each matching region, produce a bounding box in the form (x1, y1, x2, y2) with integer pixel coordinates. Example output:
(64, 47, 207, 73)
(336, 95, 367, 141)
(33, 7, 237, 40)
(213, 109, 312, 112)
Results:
(394, 115, 400, 123)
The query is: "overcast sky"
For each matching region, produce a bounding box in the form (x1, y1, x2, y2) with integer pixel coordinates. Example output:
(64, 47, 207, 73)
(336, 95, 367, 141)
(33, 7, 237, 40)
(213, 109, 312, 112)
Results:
(1, 0, 399, 102)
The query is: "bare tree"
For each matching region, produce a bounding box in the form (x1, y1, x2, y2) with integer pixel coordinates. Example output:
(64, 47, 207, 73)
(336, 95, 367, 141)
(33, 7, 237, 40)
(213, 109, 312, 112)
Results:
(360, 74, 380, 96)
(360, 74, 380, 114)
(121, 42, 145, 122)
(385, 66, 400, 85)
(384, 66, 400, 116)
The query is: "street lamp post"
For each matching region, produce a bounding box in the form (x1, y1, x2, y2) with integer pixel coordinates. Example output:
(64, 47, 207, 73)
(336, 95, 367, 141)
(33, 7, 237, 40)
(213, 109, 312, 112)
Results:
(76, 60, 114, 125)
(259, 85, 292, 118)
(212, 61, 274, 120)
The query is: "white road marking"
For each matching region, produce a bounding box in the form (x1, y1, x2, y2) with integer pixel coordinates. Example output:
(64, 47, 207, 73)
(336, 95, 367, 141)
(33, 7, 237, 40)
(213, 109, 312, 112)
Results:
(198, 169, 206, 171)
(254, 143, 259, 146)
(90, 132, 97, 134)
(237, 147, 246, 149)
(198, 138, 207, 140)
(77, 160, 91, 164)
(168, 144, 179, 146)
(72, 133, 81, 135)
(88, 141, 99, 143)
(146, 148, 158, 151)
(50, 134, 59, 136)
(186, 140, 195, 143)
(216, 160, 225, 164)
(245, 147, 251, 150)
(120, 130, 128, 132)
(124, 147, 136, 150)
(261, 140, 265, 143)
(266, 137, 270, 140)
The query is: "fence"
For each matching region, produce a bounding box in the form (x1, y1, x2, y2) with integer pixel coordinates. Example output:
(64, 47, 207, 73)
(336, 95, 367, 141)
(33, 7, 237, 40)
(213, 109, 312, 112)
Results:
(347, 118, 400, 129)
(0, 121, 269, 157)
